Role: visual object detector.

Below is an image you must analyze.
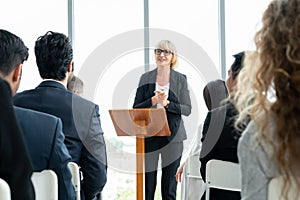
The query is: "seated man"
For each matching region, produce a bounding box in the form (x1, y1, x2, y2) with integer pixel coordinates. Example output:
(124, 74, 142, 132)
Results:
(0, 77, 35, 200)
(14, 31, 107, 200)
(0, 29, 75, 199)
(67, 75, 84, 96)
(14, 107, 76, 200)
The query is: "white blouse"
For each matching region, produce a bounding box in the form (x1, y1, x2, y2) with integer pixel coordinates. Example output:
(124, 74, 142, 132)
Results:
(155, 82, 169, 108)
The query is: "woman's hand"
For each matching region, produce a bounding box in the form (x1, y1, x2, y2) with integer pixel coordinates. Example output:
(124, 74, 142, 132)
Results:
(155, 90, 168, 105)
(175, 162, 186, 182)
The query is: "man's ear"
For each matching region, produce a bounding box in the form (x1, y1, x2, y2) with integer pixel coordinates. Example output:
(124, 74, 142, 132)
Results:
(67, 61, 73, 73)
(12, 64, 22, 82)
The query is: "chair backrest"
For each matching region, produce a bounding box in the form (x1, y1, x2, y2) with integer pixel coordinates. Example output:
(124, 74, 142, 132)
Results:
(268, 176, 300, 200)
(186, 155, 202, 179)
(0, 178, 11, 200)
(31, 170, 58, 200)
(205, 159, 241, 200)
(68, 162, 81, 200)
(183, 155, 204, 200)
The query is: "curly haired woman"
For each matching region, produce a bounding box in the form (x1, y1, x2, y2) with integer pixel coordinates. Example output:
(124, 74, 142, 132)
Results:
(234, 0, 300, 199)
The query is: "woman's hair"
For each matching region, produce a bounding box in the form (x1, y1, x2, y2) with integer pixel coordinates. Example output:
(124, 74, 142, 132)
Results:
(203, 79, 228, 111)
(155, 40, 178, 68)
(234, 0, 300, 197)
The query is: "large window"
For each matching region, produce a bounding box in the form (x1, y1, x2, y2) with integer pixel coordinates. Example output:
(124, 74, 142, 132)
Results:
(0, 0, 67, 91)
(74, 1, 219, 199)
(74, 1, 144, 199)
(149, 0, 220, 169)
(225, 0, 271, 73)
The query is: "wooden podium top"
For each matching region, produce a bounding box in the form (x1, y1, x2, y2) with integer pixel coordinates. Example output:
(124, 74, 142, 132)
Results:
(109, 108, 171, 137)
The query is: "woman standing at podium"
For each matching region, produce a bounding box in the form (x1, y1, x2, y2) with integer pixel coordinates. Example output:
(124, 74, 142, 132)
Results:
(133, 40, 192, 200)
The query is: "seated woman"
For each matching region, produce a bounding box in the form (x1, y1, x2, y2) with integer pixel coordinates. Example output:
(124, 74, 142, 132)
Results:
(175, 79, 228, 200)
(200, 52, 248, 200)
(235, 0, 300, 199)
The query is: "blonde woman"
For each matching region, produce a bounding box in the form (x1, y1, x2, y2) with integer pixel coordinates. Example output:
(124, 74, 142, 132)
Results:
(133, 40, 192, 200)
(235, 0, 300, 199)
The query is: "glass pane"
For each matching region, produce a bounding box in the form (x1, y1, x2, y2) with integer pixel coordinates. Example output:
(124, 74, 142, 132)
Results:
(74, 1, 143, 199)
(149, 0, 220, 170)
(225, 0, 271, 73)
(0, 0, 68, 91)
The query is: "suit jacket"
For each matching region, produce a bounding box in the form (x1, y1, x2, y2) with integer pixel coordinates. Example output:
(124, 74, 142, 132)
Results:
(0, 78, 35, 200)
(14, 106, 75, 200)
(133, 68, 192, 142)
(14, 80, 107, 200)
(200, 102, 240, 200)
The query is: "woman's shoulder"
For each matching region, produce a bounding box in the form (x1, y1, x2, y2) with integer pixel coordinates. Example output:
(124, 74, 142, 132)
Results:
(138, 69, 157, 86)
(239, 120, 258, 143)
(140, 68, 156, 79)
(171, 68, 187, 78)
(238, 117, 275, 159)
(239, 114, 276, 143)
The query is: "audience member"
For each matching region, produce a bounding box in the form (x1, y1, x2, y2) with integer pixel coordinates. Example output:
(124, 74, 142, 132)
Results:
(0, 29, 75, 199)
(0, 77, 35, 200)
(67, 75, 84, 96)
(200, 52, 246, 200)
(133, 40, 192, 200)
(13, 31, 107, 200)
(203, 79, 229, 111)
(175, 79, 228, 200)
(235, 0, 300, 199)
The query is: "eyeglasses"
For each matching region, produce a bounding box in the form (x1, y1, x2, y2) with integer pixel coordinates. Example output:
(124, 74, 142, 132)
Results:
(154, 49, 173, 56)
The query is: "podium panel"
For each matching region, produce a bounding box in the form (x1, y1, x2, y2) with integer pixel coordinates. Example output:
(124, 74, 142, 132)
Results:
(109, 108, 170, 137)
(109, 108, 170, 200)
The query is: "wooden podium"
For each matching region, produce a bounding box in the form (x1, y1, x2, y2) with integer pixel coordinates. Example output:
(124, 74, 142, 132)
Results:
(109, 108, 170, 200)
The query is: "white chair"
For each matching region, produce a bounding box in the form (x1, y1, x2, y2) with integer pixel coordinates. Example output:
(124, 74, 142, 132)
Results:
(31, 170, 58, 200)
(205, 159, 241, 200)
(268, 176, 300, 200)
(0, 178, 11, 200)
(68, 162, 81, 200)
(186, 155, 202, 179)
(183, 155, 205, 200)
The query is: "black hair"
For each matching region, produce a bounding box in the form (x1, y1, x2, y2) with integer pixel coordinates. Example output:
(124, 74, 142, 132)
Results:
(34, 31, 73, 81)
(0, 29, 28, 76)
(230, 51, 245, 80)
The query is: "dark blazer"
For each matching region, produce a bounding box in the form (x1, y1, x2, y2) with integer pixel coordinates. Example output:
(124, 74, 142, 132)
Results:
(0, 78, 35, 200)
(200, 102, 240, 200)
(133, 68, 192, 142)
(14, 106, 75, 200)
(14, 80, 107, 200)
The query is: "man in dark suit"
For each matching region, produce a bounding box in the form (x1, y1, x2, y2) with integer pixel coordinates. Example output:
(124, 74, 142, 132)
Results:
(14, 31, 107, 200)
(0, 77, 35, 200)
(200, 52, 246, 200)
(0, 29, 76, 199)
(14, 107, 76, 200)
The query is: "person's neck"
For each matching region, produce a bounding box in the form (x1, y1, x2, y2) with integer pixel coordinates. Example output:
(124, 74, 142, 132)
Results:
(157, 66, 170, 76)
(156, 66, 170, 85)
(1, 73, 17, 96)
(44, 78, 67, 87)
